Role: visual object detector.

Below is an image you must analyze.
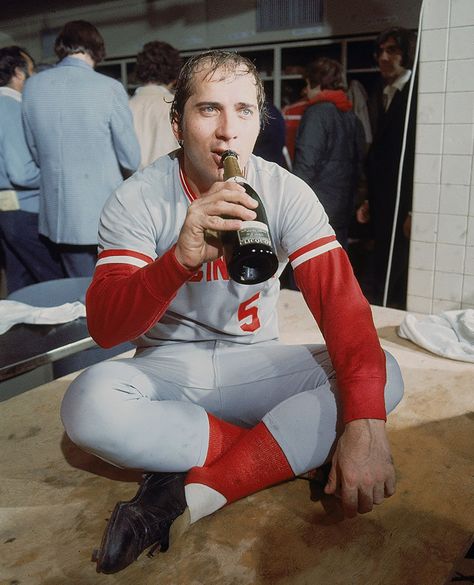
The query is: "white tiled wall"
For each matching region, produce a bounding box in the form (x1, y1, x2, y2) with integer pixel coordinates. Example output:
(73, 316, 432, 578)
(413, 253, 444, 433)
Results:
(407, 0, 474, 313)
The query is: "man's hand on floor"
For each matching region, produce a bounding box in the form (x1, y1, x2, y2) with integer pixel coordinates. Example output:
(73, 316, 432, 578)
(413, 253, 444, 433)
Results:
(324, 418, 396, 518)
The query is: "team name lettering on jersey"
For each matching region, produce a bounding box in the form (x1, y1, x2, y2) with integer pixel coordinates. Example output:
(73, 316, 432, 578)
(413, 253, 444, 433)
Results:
(189, 257, 230, 282)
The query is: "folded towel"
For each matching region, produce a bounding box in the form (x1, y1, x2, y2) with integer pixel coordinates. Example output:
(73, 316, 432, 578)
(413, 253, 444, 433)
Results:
(398, 309, 474, 363)
(0, 300, 86, 335)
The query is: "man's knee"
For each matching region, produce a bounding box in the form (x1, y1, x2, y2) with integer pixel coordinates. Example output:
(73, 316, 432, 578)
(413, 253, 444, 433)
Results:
(384, 351, 404, 414)
(60, 360, 139, 451)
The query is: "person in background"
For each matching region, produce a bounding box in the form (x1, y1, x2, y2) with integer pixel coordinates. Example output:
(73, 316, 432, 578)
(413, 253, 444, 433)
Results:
(358, 27, 417, 309)
(253, 101, 293, 288)
(0, 46, 64, 293)
(60, 49, 404, 575)
(282, 83, 308, 162)
(22, 20, 140, 278)
(253, 101, 288, 168)
(34, 62, 54, 73)
(347, 77, 372, 147)
(293, 58, 365, 250)
(129, 40, 182, 167)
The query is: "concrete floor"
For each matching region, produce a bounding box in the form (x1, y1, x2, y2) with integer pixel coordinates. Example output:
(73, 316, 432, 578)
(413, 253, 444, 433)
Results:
(0, 291, 472, 584)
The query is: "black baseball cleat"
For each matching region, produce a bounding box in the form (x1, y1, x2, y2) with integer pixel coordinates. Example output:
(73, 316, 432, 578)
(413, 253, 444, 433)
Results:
(298, 463, 332, 502)
(92, 472, 189, 574)
(308, 463, 332, 502)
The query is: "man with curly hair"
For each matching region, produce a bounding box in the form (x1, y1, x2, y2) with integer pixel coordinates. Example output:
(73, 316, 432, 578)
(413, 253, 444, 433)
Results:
(129, 41, 182, 167)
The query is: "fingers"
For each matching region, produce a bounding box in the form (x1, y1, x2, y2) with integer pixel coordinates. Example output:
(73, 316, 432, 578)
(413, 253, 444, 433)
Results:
(330, 465, 359, 518)
(355, 480, 385, 513)
(341, 484, 359, 518)
(373, 481, 385, 505)
(323, 464, 337, 495)
(208, 200, 257, 226)
(207, 182, 258, 211)
(328, 472, 394, 518)
(341, 484, 383, 517)
(176, 182, 259, 269)
(384, 469, 396, 498)
(189, 184, 258, 233)
(324, 420, 397, 518)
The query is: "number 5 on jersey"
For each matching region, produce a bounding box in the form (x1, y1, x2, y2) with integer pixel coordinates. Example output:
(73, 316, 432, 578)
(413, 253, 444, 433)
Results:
(238, 292, 261, 332)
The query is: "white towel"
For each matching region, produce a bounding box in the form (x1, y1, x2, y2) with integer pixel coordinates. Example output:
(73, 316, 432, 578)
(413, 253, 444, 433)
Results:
(0, 300, 86, 335)
(398, 309, 474, 363)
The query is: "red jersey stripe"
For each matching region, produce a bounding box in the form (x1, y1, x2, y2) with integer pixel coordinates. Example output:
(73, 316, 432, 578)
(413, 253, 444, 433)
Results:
(289, 235, 337, 263)
(98, 249, 153, 263)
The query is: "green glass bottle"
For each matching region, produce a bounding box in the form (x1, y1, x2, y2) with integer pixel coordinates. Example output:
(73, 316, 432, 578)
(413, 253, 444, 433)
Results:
(221, 150, 278, 285)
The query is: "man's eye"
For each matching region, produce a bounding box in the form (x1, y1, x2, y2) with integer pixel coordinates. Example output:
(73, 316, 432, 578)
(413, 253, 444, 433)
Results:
(240, 108, 253, 117)
(201, 106, 216, 114)
(378, 46, 399, 56)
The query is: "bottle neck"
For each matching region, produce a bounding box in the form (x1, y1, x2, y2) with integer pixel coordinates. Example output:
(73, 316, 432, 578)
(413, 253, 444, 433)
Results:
(222, 153, 244, 181)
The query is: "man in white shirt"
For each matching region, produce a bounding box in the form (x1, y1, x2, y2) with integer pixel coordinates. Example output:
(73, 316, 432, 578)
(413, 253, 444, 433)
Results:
(378, 34, 412, 112)
(129, 41, 182, 167)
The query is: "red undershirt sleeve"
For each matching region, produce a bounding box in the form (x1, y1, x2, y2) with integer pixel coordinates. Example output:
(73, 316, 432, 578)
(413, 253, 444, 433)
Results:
(86, 246, 196, 348)
(294, 248, 387, 423)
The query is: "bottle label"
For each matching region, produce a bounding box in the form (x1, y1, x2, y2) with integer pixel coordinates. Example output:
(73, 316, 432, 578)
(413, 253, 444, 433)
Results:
(237, 221, 272, 247)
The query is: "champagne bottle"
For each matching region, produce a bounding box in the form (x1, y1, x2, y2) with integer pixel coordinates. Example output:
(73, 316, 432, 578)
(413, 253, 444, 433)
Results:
(221, 150, 279, 285)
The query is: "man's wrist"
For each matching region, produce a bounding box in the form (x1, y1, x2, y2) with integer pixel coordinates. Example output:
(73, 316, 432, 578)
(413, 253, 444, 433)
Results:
(173, 244, 202, 273)
(345, 418, 386, 430)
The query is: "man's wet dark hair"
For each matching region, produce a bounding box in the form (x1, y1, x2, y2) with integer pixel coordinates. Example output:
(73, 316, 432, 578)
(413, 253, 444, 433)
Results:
(170, 49, 268, 131)
(54, 20, 106, 64)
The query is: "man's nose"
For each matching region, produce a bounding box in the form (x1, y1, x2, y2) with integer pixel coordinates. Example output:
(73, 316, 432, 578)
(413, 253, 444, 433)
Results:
(216, 111, 238, 141)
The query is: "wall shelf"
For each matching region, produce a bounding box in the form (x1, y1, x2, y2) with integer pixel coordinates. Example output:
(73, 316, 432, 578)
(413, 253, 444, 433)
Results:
(96, 33, 379, 109)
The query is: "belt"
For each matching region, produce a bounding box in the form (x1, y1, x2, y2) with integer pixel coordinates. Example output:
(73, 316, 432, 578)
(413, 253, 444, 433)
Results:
(0, 190, 20, 211)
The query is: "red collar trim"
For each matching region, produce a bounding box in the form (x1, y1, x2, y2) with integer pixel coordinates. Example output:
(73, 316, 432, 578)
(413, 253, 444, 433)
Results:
(179, 164, 198, 203)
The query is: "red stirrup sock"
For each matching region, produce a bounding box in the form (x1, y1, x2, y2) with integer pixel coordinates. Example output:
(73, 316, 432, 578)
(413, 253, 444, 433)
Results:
(187, 421, 294, 504)
(204, 413, 249, 466)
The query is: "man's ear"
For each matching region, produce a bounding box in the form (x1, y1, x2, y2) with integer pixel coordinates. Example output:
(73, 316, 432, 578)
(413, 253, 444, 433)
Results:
(13, 67, 26, 81)
(172, 119, 183, 143)
(9, 67, 26, 91)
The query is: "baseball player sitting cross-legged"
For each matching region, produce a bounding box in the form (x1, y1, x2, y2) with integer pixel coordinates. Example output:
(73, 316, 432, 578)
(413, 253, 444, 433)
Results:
(60, 49, 404, 575)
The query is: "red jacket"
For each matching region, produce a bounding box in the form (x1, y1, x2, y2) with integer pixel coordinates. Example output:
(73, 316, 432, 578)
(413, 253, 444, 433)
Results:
(283, 90, 352, 160)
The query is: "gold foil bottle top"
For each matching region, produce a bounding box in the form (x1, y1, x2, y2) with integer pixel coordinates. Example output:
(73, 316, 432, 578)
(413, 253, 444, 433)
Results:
(221, 150, 244, 180)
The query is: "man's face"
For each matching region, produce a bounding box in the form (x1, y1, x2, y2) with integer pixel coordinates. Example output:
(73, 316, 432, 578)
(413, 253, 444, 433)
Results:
(173, 65, 261, 195)
(377, 37, 405, 83)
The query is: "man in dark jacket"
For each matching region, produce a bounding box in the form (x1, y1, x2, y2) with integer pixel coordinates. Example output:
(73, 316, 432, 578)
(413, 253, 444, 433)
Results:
(293, 58, 365, 250)
(360, 27, 417, 309)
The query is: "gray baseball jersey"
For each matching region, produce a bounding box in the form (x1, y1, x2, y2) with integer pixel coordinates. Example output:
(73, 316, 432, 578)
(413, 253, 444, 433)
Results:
(96, 151, 339, 347)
